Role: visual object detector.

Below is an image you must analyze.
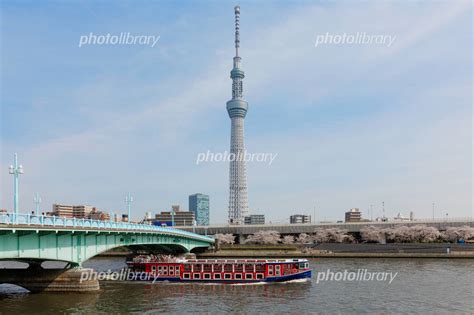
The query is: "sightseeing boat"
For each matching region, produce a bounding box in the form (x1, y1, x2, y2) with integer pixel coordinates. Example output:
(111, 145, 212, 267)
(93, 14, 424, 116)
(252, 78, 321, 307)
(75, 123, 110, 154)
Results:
(126, 256, 312, 283)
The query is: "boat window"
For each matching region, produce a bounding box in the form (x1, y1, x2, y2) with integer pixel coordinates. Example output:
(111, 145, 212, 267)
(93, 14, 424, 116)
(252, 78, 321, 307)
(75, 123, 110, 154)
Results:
(255, 265, 265, 272)
(158, 266, 163, 272)
(234, 264, 244, 272)
(275, 265, 280, 271)
(305, 263, 309, 268)
(268, 265, 273, 271)
(204, 273, 211, 279)
(214, 273, 221, 279)
(170, 269, 174, 275)
(245, 273, 253, 280)
(224, 273, 232, 279)
(183, 273, 190, 279)
(235, 274, 242, 280)
(184, 265, 192, 272)
(163, 266, 168, 272)
(204, 264, 212, 272)
(213, 264, 223, 272)
(299, 263, 305, 269)
(256, 273, 264, 280)
(193, 273, 201, 279)
(195, 264, 202, 272)
(224, 264, 233, 272)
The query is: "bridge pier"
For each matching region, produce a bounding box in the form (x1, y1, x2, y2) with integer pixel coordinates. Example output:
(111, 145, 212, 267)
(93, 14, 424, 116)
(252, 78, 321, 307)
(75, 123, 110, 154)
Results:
(0, 264, 99, 293)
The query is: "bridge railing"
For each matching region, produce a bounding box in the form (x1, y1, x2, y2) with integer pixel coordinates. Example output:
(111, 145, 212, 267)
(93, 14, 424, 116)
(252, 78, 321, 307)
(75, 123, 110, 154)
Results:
(0, 213, 214, 243)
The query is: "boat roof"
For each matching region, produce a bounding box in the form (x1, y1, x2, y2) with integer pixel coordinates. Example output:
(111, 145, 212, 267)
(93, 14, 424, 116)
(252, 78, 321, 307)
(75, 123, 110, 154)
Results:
(127, 257, 309, 264)
(181, 258, 308, 264)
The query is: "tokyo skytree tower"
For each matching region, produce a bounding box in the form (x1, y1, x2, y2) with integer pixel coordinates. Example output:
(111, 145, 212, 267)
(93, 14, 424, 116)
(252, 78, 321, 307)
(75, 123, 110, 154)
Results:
(227, 6, 249, 224)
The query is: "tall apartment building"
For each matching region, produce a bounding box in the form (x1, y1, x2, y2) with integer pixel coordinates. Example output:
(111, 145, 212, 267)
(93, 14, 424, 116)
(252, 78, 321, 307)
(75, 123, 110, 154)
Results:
(189, 193, 210, 226)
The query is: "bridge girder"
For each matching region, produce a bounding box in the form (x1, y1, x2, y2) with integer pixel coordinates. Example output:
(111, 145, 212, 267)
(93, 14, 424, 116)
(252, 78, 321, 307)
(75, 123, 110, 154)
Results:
(0, 227, 213, 266)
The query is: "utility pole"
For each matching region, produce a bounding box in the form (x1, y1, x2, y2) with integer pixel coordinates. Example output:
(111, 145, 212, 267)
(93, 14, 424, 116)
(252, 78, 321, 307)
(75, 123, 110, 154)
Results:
(432, 203, 435, 220)
(370, 204, 373, 221)
(9, 153, 24, 220)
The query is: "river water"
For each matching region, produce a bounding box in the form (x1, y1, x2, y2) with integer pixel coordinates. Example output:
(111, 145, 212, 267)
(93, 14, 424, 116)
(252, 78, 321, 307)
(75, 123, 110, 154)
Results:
(0, 257, 472, 314)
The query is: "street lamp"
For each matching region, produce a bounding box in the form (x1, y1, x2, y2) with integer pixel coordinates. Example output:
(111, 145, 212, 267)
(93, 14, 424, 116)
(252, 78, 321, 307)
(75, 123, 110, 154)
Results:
(125, 192, 134, 223)
(170, 210, 175, 227)
(9, 153, 24, 220)
(34, 192, 42, 215)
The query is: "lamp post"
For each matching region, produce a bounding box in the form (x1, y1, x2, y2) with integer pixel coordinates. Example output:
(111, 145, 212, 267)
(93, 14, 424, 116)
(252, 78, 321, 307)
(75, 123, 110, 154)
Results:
(125, 192, 133, 223)
(432, 203, 435, 220)
(34, 192, 41, 215)
(9, 153, 24, 221)
(382, 201, 385, 221)
(170, 210, 175, 227)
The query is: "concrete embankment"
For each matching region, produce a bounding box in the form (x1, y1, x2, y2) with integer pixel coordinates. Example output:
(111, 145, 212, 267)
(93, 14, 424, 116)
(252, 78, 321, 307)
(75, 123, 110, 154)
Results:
(198, 243, 474, 259)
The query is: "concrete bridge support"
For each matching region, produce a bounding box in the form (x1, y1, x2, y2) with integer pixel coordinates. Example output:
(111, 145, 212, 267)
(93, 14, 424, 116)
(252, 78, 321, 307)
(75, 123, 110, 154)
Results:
(0, 262, 99, 292)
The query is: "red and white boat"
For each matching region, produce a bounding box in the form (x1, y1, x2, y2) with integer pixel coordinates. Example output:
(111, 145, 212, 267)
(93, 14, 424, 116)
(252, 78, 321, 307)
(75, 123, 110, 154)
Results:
(126, 256, 312, 283)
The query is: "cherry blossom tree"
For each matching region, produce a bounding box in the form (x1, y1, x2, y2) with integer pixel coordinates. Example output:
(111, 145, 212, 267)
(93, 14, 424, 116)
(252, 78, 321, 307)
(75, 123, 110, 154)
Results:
(281, 235, 295, 244)
(214, 233, 235, 245)
(442, 226, 474, 242)
(245, 230, 281, 245)
(312, 228, 353, 243)
(296, 233, 311, 244)
(360, 226, 386, 243)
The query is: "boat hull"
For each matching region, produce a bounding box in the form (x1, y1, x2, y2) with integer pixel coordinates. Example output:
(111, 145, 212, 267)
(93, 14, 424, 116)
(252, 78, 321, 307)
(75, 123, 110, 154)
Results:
(127, 270, 312, 284)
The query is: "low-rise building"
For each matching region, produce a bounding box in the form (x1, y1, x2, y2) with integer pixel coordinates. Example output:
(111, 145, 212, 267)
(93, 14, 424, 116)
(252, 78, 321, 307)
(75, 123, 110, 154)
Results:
(290, 214, 311, 224)
(53, 204, 110, 221)
(52, 204, 74, 218)
(154, 208, 195, 226)
(73, 205, 94, 219)
(244, 214, 265, 225)
(345, 208, 362, 222)
(88, 209, 110, 221)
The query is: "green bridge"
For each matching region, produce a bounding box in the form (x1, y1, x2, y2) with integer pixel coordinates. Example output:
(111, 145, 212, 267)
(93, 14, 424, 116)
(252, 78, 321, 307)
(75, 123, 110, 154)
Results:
(0, 213, 214, 266)
(0, 213, 214, 292)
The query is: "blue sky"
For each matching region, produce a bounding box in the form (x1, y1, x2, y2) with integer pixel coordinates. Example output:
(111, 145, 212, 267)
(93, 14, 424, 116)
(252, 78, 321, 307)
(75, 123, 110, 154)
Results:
(1, 0, 472, 224)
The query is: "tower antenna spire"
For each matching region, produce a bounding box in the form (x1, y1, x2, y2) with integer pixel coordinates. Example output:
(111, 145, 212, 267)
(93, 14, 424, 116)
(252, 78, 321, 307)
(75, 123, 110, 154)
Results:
(234, 5, 240, 57)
